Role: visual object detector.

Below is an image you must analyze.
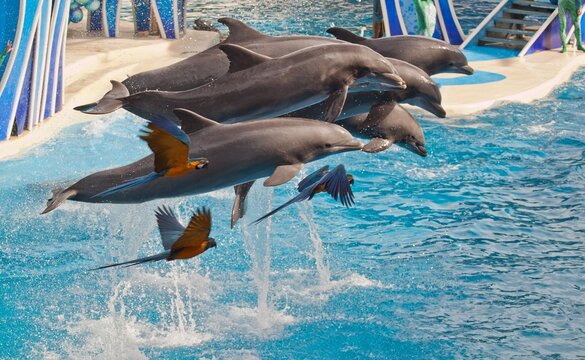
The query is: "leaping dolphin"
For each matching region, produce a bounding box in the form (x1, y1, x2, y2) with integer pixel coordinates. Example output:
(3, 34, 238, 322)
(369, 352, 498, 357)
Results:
(119, 18, 471, 95)
(75, 43, 405, 124)
(42, 110, 388, 214)
(326, 27, 474, 76)
(337, 102, 427, 157)
(287, 57, 445, 120)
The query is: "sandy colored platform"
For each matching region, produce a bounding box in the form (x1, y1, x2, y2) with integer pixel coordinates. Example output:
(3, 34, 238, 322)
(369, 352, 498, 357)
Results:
(437, 47, 585, 116)
(0, 23, 219, 160)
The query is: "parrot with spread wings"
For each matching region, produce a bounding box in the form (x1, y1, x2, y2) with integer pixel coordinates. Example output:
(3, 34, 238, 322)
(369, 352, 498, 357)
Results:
(94, 119, 208, 198)
(92, 206, 216, 270)
(252, 164, 355, 224)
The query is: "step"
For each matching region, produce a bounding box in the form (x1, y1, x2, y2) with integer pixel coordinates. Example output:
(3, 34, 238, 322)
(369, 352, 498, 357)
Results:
(486, 26, 536, 36)
(512, 0, 557, 10)
(479, 36, 529, 46)
(494, 17, 543, 26)
(504, 8, 552, 17)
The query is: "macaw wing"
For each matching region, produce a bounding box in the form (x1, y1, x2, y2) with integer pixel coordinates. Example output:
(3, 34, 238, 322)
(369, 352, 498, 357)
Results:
(148, 115, 191, 146)
(155, 206, 186, 250)
(297, 165, 329, 192)
(140, 123, 190, 173)
(171, 207, 212, 252)
(321, 164, 355, 207)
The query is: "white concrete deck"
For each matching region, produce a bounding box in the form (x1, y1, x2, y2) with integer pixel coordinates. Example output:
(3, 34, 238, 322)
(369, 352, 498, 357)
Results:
(438, 47, 585, 116)
(0, 23, 219, 160)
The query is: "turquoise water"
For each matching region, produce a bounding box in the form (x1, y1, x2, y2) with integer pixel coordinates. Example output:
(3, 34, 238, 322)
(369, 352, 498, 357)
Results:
(2, 2, 585, 359)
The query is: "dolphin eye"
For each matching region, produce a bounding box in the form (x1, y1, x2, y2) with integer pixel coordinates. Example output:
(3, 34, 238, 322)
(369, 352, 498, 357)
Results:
(325, 143, 332, 148)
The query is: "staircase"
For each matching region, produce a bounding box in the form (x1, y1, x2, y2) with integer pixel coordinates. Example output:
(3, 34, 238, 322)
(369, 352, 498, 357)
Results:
(478, 0, 557, 49)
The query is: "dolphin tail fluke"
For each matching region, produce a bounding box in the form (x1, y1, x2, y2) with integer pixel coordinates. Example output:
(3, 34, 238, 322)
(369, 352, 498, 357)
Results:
(231, 181, 254, 228)
(41, 188, 77, 214)
(74, 80, 129, 114)
(91, 251, 170, 270)
(93, 172, 160, 199)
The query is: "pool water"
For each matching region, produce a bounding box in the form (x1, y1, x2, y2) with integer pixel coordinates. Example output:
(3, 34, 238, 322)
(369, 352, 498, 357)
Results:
(2, 1, 585, 359)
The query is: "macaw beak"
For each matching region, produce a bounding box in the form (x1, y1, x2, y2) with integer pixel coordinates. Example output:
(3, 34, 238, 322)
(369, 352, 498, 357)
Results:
(206, 238, 217, 249)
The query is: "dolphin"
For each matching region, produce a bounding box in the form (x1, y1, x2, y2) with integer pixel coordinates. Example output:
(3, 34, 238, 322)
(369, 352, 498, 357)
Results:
(326, 27, 474, 76)
(42, 110, 388, 214)
(119, 18, 470, 95)
(337, 102, 427, 157)
(75, 43, 405, 124)
(287, 57, 445, 120)
(229, 102, 426, 228)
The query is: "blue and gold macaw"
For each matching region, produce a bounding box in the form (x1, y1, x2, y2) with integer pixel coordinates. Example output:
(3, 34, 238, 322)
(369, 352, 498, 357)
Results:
(252, 164, 355, 224)
(92, 206, 216, 269)
(94, 119, 208, 198)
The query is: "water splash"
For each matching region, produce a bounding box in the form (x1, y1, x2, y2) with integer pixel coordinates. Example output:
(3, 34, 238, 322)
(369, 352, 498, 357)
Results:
(61, 202, 214, 355)
(297, 201, 331, 286)
(241, 183, 274, 323)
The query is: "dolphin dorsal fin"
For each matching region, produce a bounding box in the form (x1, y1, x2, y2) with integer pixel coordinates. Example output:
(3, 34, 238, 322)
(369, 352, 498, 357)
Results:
(219, 18, 266, 43)
(326, 27, 366, 44)
(219, 44, 272, 73)
(173, 109, 220, 134)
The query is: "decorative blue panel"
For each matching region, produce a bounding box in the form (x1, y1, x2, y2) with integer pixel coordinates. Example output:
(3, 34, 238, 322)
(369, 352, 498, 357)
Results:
(0, 0, 42, 140)
(133, 0, 151, 32)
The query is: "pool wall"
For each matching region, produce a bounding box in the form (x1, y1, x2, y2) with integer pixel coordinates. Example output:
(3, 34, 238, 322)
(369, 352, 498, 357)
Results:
(88, 0, 186, 39)
(0, 0, 69, 141)
(379, 0, 465, 44)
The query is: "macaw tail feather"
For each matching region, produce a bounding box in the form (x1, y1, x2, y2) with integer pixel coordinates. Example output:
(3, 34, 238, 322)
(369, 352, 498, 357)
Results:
(74, 80, 129, 114)
(91, 251, 171, 270)
(93, 172, 160, 199)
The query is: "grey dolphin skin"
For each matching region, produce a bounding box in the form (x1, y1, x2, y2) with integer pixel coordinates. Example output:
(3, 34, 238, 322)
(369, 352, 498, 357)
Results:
(42, 110, 389, 214)
(327, 27, 474, 76)
(75, 43, 405, 124)
(229, 102, 425, 227)
(338, 102, 427, 157)
(120, 18, 470, 95)
(288, 57, 445, 120)
(122, 18, 348, 94)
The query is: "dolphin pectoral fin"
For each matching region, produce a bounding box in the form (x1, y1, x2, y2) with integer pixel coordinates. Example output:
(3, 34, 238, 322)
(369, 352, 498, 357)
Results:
(219, 44, 272, 73)
(173, 108, 221, 133)
(219, 18, 267, 43)
(362, 138, 392, 153)
(231, 181, 255, 228)
(41, 188, 77, 214)
(263, 164, 303, 187)
(360, 101, 397, 131)
(326, 27, 367, 44)
(323, 85, 349, 123)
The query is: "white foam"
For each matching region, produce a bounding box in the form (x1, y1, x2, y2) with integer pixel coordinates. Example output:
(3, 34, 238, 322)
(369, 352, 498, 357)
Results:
(63, 314, 212, 358)
(527, 120, 556, 134)
(207, 305, 295, 339)
(275, 270, 392, 303)
(405, 163, 461, 180)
